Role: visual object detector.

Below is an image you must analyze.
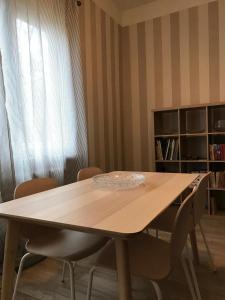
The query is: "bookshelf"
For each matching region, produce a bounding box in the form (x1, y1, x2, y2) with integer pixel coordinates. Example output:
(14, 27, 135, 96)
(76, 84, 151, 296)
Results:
(154, 104, 225, 215)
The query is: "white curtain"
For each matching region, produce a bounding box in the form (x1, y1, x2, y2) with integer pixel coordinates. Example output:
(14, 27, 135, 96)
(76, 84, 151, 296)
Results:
(0, 0, 88, 200)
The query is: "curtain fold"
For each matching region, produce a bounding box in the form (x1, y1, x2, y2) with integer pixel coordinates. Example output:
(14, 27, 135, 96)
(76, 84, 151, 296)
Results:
(0, 0, 88, 201)
(0, 54, 16, 201)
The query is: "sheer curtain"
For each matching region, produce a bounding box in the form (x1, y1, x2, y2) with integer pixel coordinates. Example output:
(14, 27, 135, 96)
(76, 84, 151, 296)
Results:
(0, 0, 88, 201)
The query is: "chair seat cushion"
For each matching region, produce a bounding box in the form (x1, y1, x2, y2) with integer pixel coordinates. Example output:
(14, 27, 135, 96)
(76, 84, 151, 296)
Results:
(96, 233, 171, 281)
(26, 229, 109, 261)
(150, 206, 179, 233)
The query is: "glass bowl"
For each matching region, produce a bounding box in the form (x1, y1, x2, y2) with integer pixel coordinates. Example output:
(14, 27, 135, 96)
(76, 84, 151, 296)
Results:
(93, 172, 145, 190)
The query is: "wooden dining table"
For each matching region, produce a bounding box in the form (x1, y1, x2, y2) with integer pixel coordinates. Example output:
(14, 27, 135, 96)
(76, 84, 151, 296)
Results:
(0, 171, 198, 300)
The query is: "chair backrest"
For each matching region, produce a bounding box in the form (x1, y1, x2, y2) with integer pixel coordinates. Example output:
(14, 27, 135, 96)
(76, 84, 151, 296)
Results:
(14, 178, 58, 199)
(14, 178, 58, 239)
(170, 189, 196, 267)
(77, 167, 103, 181)
(192, 172, 210, 225)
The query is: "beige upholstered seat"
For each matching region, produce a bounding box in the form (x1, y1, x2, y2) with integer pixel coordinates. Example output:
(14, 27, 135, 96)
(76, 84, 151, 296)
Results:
(26, 229, 107, 261)
(96, 235, 171, 281)
(87, 189, 202, 300)
(13, 169, 108, 300)
(150, 172, 215, 272)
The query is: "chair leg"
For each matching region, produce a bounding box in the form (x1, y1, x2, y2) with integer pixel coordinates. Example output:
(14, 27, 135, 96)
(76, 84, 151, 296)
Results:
(62, 262, 77, 283)
(86, 267, 96, 300)
(65, 260, 76, 300)
(12, 252, 34, 300)
(145, 228, 151, 235)
(187, 255, 202, 300)
(61, 261, 67, 283)
(189, 229, 199, 265)
(199, 222, 216, 272)
(181, 256, 197, 300)
(151, 281, 163, 300)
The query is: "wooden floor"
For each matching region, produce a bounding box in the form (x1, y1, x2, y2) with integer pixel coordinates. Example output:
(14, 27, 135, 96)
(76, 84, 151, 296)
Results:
(3, 214, 225, 300)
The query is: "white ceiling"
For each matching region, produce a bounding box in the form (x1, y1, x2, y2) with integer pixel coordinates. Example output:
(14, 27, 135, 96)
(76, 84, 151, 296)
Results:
(113, 0, 157, 11)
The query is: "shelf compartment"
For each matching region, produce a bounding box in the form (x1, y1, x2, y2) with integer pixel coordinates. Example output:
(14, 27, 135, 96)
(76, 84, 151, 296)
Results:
(180, 136, 207, 161)
(209, 163, 225, 190)
(156, 162, 180, 173)
(209, 134, 225, 161)
(208, 105, 225, 133)
(209, 162, 225, 171)
(210, 190, 225, 212)
(155, 137, 179, 161)
(209, 134, 225, 144)
(180, 107, 206, 134)
(181, 162, 207, 173)
(154, 110, 178, 135)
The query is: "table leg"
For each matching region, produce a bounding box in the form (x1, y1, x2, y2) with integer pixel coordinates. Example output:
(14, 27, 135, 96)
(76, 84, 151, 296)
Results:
(115, 239, 132, 300)
(1, 220, 21, 300)
(189, 229, 199, 265)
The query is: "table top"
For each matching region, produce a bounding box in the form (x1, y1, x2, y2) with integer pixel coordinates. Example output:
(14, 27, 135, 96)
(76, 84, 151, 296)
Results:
(0, 172, 198, 237)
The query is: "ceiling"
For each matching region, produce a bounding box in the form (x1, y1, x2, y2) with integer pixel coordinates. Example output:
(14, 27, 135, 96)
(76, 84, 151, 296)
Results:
(113, 0, 157, 11)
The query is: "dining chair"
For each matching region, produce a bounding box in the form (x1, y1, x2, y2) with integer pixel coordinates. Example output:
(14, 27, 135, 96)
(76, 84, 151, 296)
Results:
(150, 172, 216, 272)
(12, 175, 108, 300)
(86, 188, 202, 300)
(77, 167, 103, 181)
(61, 166, 106, 281)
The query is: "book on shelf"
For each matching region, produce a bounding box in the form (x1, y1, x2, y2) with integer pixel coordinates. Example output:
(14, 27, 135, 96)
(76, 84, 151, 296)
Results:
(156, 138, 179, 161)
(156, 140, 163, 160)
(210, 173, 216, 188)
(170, 139, 175, 160)
(209, 171, 225, 188)
(165, 139, 170, 160)
(173, 139, 179, 160)
(209, 144, 225, 160)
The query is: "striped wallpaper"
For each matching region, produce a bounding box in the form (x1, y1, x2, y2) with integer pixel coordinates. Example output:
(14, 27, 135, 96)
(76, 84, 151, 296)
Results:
(79, 0, 122, 171)
(121, 0, 225, 170)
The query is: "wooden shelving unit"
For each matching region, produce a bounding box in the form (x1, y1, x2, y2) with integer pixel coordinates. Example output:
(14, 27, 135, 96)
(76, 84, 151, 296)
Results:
(154, 104, 225, 215)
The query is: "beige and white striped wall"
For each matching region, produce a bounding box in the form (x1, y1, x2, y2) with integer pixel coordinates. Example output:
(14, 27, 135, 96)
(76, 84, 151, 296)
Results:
(122, 0, 225, 109)
(79, 0, 225, 172)
(79, 0, 123, 172)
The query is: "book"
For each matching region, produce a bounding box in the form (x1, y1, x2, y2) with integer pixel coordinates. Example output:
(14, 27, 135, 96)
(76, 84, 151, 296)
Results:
(156, 140, 163, 160)
(210, 171, 225, 188)
(210, 173, 216, 188)
(209, 144, 225, 160)
(170, 139, 175, 160)
(218, 171, 225, 188)
(173, 139, 179, 160)
(165, 139, 170, 160)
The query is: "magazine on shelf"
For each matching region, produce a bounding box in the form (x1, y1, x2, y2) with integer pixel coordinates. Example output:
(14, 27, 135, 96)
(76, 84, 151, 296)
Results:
(156, 138, 179, 161)
(165, 139, 170, 160)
